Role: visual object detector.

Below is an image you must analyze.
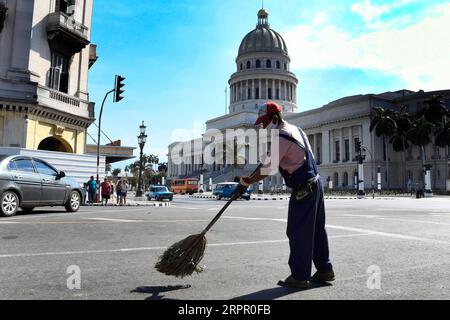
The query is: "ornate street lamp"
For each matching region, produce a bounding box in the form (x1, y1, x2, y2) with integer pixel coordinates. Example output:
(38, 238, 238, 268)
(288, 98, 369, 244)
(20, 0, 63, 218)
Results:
(136, 121, 147, 197)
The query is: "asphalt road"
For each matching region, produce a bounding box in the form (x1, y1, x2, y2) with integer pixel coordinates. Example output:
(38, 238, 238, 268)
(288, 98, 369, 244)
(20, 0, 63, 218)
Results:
(0, 195, 449, 300)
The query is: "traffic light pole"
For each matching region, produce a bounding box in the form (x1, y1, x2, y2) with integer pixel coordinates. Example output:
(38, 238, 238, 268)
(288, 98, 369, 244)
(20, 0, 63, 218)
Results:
(96, 89, 115, 202)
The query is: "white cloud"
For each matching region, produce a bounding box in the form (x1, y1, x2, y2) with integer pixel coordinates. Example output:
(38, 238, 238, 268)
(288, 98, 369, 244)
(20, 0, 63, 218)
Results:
(351, 0, 390, 24)
(351, 0, 415, 29)
(313, 12, 329, 25)
(283, 2, 450, 91)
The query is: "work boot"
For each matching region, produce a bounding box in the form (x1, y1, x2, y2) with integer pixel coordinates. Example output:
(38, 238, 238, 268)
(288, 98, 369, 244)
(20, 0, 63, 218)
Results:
(277, 276, 310, 289)
(311, 270, 336, 282)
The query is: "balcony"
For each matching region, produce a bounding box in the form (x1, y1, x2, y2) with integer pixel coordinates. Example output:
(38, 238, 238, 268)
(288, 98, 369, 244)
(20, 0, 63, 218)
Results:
(36, 85, 90, 119)
(46, 12, 90, 56)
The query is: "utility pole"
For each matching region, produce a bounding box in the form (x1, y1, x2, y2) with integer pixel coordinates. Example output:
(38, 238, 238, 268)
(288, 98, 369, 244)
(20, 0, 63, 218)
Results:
(357, 140, 366, 198)
(96, 75, 125, 203)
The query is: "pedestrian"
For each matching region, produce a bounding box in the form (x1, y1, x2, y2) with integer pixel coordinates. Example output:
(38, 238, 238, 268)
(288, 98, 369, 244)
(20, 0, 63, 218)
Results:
(239, 101, 335, 289)
(116, 179, 123, 205)
(86, 176, 97, 206)
(100, 178, 111, 206)
(110, 181, 116, 204)
(121, 179, 129, 205)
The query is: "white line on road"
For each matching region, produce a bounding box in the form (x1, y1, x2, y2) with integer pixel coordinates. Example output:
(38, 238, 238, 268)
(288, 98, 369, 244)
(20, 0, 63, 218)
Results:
(326, 225, 449, 245)
(170, 206, 200, 210)
(224, 216, 450, 245)
(0, 233, 371, 259)
(87, 218, 146, 223)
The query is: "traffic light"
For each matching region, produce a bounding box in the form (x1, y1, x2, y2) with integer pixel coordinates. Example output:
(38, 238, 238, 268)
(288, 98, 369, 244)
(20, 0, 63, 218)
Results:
(113, 75, 125, 103)
(356, 140, 362, 152)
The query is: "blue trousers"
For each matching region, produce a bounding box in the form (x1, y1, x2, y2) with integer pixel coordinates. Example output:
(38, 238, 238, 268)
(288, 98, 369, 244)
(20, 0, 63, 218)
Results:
(287, 179, 333, 281)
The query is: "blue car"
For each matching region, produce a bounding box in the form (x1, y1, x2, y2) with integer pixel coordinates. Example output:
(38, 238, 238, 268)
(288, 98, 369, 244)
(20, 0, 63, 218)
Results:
(213, 182, 252, 201)
(146, 186, 174, 202)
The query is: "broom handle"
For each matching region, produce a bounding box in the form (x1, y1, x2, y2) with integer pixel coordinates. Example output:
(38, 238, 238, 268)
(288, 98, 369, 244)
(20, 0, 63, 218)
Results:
(201, 163, 263, 236)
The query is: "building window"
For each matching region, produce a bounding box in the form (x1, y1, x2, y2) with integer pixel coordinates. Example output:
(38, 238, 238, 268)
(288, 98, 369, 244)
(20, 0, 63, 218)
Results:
(48, 51, 69, 93)
(317, 146, 322, 164)
(276, 88, 280, 100)
(255, 88, 260, 99)
(268, 88, 272, 99)
(256, 60, 261, 68)
(276, 61, 280, 69)
(248, 88, 251, 99)
(354, 138, 360, 154)
(56, 0, 76, 16)
(334, 172, 339, 187)
(240, 63, 243, 70)
(266, 60, 272, 68)
(344, 139, 350, 162)
(284, 63, 287, 70)
(335, 141, 340, 162)
(247, 61, 251, 69)
(343, 172, 349, 187)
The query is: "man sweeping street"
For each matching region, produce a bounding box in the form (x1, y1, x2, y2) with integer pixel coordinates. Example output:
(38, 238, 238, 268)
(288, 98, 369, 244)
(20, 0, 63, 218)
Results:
(239, 101, 335, 289)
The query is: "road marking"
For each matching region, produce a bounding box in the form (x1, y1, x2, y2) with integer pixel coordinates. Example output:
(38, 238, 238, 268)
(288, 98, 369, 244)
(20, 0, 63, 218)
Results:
(337, 214, 382, 218)
(224, 216, 288, 223)
(0, 222, 19, 224)
(0, 234, 371, 259)
(326, 225, 449, 245)
(224, 216, 449, 245)
(376, 217, 450, 226)
(170, 206, 200, 210)
(87, 218, 145, 223)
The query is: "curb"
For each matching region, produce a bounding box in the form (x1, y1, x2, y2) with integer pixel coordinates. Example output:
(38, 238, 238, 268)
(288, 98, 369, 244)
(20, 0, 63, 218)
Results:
(251, 197, 290, 201)
(84, 202, 171, 207)
(189, 195, 218, 199)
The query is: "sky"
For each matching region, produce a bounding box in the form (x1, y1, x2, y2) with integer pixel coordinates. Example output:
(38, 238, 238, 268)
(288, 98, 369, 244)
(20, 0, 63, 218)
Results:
(87, 0, 450, 169)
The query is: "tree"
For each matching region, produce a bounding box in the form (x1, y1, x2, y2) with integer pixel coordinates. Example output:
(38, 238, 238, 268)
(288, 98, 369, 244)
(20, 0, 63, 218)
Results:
(112, 168, 121, 177)
(390, 106, 411, 190)
(370, 107, 397, 189)
(407, 116, 434, 191)
(105, 163, 112, 174)
(158, 163, 168, 173)
(435, 110, 450, 183)
(420, 95, 448, 189)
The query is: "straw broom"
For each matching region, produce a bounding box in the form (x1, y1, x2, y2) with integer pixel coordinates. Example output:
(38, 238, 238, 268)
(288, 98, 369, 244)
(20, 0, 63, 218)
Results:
(155, 164, 263, 278)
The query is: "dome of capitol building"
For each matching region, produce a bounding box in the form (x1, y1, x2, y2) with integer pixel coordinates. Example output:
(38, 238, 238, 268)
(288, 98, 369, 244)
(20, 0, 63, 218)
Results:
(228, 7, 299, 116)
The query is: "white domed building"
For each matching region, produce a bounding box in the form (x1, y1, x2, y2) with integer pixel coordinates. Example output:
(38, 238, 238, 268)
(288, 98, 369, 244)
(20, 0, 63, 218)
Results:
(206, 8, 298, 131)
(168, 8, 450, 193)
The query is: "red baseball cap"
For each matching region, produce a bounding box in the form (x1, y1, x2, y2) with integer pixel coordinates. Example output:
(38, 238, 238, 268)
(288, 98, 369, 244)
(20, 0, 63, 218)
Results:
(254, 101, 282, 125)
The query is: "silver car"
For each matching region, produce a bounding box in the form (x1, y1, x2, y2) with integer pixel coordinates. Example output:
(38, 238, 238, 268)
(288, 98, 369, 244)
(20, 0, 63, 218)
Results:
(0, 155, 85, 217)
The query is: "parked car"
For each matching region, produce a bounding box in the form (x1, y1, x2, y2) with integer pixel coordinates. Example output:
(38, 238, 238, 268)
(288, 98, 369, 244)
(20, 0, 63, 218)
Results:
(0, 155, 86, 217)
(170, 178, 199, 195)
(146, 185, 174, 201)
(213, 182, 252, 200)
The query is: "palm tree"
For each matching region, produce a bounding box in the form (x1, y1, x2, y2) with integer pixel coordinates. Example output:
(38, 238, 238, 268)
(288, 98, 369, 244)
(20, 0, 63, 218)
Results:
(390, 106, 412, 190)
(112, 168, 121, 178)
(435, 110, 450, 184)
(370, 107, 397, 189)
(407, 116, 434, 192)
(420, 95, 448, 189)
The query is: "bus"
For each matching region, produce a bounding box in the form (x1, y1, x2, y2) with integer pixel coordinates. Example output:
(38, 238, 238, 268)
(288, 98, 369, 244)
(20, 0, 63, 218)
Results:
(170, 178, 199, 195)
